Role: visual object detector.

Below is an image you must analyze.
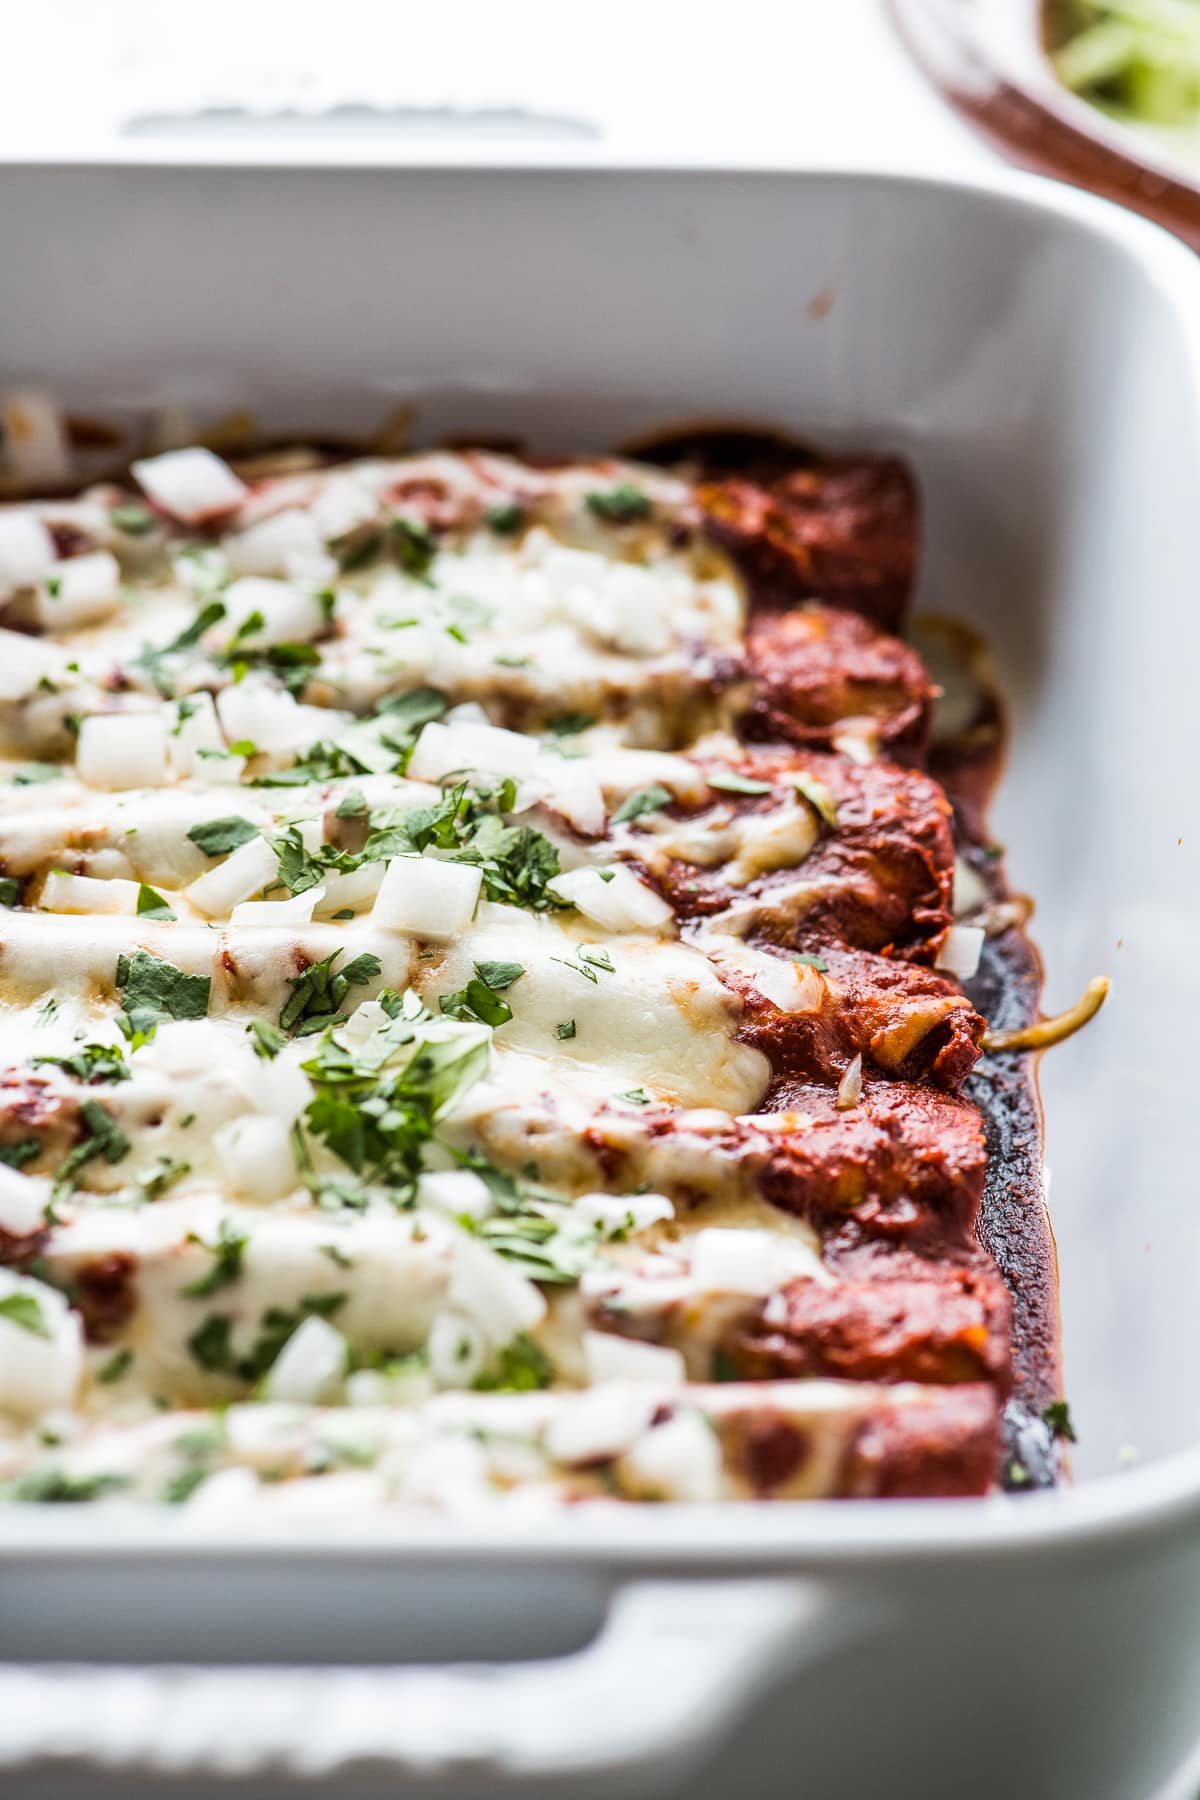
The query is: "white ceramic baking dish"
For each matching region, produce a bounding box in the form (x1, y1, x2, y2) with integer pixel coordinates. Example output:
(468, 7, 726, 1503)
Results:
(0, 159, 1198, 1800)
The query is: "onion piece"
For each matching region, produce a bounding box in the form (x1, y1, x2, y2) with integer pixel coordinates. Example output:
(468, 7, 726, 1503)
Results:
(132, 446, 247, 524)
(219, 576, 327, 649)
(216, 680, 342, 755)
(212, 1117, 298, 1203)
(186, 833, 275, 917)
(76, 713, 170, 790)
(935, 923, 985, 981)
(372, 855, 482, 940)
(0, 510, 56, 596)
(427, 1311, 486, 1388)
(0, 1269, 82, 1419)
(584, 1331, 686, 1385)
(836, 1053, 863, 1111)
(417, 1169, 494, 1221)
(314, 861, 385, 918)
(40, 871, 141, 916)
(263, 1314, 347, 1404)
(688, 1226, 826, 1296)
(617, 1409, 722, 1502)
(35, 551, 122, 629)
(408, 719, 541, 784)
(166, 692, 224, 779)
(0, 626, 61, 700)
(548, 865, 673, 934)
(544, 1383, 661, 1467)
(0, 1165, 50, 1236)
(230, 888, 323, 926)
(447, 1227, 546, 1349)
(222, 509, 333, 583)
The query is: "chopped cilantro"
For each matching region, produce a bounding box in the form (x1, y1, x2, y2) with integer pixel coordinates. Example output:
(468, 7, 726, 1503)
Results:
(707, 770, 773, 796)
(97, 1347, 133, 1384)
(793, 773, 840, 830)
(0, 1137, 40, 1170)
(271, 824, 324, 895)
(7, 1468, 126, 1503)
(620, 1087, 652, 1105)
(133, 600, 227, 695)
(109, 502, 157, 536)
(584, 484, 652, 525)
(554, 1019, 576, 1040)
(136, 1156, 191, 1200)
(187, 816, 260, 857)
(793, 954, 828, 972)
(612, 784, 673, 824)
(332, 523, 384, 573)
(335, 789, 369, 820)
(280, 949, 381, 1036)
(12, 763, 60, 785)
(248, 1018, 286, 1060)
(472, 1332, 553, 1392)
(390, 515, 437, 578)
(545, 713, 595, 737)
(50, 1100, 130, 1202)
(163, 1467, 208, 1504)
(32, 1042, 129, 1086)
(439, 977, 514, 1029)
(0, 878, 22, 907)
(181, 1217, 250, 1299)
(1041, 1400, 1078, 1444)
(485, 502, 525, 535)
(116, 949, 211, 1043)
(0, 1292, 50, 1339)
(187, 1313, 234, 1373)
(136, 883, 176, 922)
(580, 946, 614, 973)
(472, 960, 525, 991)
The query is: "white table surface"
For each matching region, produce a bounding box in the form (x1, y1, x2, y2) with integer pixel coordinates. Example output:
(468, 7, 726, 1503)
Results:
(2, 0, 997, 173)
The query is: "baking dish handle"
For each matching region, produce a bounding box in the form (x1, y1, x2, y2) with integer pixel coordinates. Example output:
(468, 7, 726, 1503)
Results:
(0, 1577, 865, 1790)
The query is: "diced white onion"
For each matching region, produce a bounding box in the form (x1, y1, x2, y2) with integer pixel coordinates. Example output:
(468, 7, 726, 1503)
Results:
(539, 764, 607, 837)
(427, 1310, 487, 1387)
(583, 1331, 686, 1385)
(34, 551, 122, 629)
(219, 576, 326, 649)
(753, 952, 825, 1013)
(687, 1226, 825, 1297)
(935, 923, 985, 981)
(223, 509, 333, 584)
(617, 1409, 722, 1502)
(166, 692, 225, 779)
(212, 1116, 298, 1203)
(0, 1165, 49, 1236)
(408, 719, 541, 784)
(314, 861, 385, 917)
(143, 1020, 245, 1078)
(573, 1191, 675, 1236)
(310, 474, 379, 543)
(186, 832, 275, 917)
(417, 1169, 494, 1221)
(230, 887, 323, 926)
(544, 1383, 661, 1467)
(0, 510, 57, 596)
(76, 713, 169, 790)
(548, 865, 672, 934)
(372, 855, 482, 940)
(131, 447, 247, 524)
(836, 1053, 863, 1112)
(263, 1314, 347, 1404)
(40, 871, 141, 916)
(0, 1270, 82, 1420)
(0, 626, 61, 700)
(216, 680, 341, 755)
(447, 1227, 546, 1350)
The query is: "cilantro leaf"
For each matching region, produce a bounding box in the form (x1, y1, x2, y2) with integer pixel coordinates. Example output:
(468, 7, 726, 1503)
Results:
(50, 1099, 130, 1202)
(793, 773, 840, 830)
(280, 949, 381, 1036)
(439, 979, 514, 1029)
(0, 1292, 51, 1339)
(116, 949, 211, 1043)
(187, 816, 260, 858)
(485, 502, 525, 535)
(248, 1019, 286, 1060)
(612, 784, 673, 824)
(389, 515, 437, 577)
(271, 825, 324, 896)
(472, 960, 525, 992)
(32, 1042, 129, 1086)
(136, 883, 176, 922)
(584, 484, 651, 525)
(472, 1332, 553, 1391)
(707, 770, 773, 796)
(181, 1217, 250, 1299)
(1041, 1400, 1078, 1444)
(0, 878, 22, 907)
